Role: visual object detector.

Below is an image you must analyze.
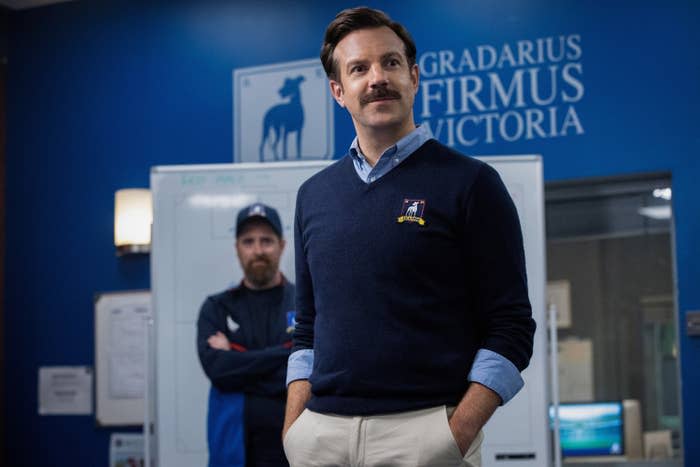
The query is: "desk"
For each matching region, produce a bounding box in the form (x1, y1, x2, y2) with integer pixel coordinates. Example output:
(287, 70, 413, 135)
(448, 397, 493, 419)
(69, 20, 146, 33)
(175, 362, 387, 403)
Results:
(564, 460, 682, 467)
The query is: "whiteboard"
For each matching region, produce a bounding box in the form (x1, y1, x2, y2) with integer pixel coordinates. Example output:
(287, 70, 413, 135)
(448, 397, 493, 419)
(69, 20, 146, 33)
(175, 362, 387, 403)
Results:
(477, 156, 549, 467)
(95, 290, 151, 426)
(150, 161, 331, 467)
(150, 157, 549, 467)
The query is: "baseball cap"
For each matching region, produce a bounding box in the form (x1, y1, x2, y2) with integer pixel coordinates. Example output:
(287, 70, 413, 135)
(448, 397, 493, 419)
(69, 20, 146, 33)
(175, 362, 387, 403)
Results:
(235, 203, 283, 238)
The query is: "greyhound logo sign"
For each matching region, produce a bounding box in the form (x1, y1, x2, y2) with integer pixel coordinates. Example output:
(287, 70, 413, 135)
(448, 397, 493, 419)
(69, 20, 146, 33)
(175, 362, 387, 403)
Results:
(233, 58, 335, 162)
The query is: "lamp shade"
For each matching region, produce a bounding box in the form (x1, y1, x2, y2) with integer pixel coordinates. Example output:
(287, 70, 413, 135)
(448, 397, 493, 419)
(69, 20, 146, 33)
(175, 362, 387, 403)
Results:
(114, 188, 152, 255)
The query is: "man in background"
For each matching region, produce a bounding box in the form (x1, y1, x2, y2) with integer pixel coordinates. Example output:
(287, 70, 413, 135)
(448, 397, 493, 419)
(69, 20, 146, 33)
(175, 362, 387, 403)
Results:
(283, 7, 535, 467)
(198, 203, 294, 467)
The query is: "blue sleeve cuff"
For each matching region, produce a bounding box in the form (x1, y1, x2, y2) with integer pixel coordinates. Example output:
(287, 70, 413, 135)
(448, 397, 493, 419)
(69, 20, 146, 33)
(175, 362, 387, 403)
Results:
(467, 348, 524, 405)
(286, 349, 314, 386)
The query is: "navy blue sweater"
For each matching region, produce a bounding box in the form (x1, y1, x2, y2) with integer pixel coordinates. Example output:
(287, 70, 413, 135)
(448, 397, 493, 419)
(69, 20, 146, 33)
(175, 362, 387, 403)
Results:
(293, 139, 535, 415)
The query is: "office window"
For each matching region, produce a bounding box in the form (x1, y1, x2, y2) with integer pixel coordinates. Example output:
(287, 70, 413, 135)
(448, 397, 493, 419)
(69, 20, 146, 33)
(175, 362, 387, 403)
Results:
(546, 173, 682, 460)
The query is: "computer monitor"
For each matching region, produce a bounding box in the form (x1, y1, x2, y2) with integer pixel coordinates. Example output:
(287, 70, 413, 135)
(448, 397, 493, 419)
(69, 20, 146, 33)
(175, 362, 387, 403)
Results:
(550, 401, 625, 458)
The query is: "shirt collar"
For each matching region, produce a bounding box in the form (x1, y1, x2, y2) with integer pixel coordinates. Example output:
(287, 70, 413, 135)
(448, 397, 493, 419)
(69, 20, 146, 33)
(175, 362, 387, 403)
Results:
(349, 125, 431, 166)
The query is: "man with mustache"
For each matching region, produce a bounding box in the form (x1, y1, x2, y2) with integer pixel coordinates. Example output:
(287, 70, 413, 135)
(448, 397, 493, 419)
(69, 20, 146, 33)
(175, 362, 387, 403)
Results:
(197, 203, 294, 467)
(282, 7, 535, 467)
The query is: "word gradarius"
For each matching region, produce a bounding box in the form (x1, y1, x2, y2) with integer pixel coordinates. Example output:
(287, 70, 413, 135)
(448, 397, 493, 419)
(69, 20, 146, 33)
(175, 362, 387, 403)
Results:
(416, 34, 585, 146)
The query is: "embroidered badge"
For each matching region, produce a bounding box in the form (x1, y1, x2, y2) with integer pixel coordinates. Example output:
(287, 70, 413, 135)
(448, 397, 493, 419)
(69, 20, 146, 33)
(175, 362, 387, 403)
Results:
(397, 199, 426, 225)
(286, 311, 297, 334)
(226, 316, 240, 333)
(248, 203, 266, 217)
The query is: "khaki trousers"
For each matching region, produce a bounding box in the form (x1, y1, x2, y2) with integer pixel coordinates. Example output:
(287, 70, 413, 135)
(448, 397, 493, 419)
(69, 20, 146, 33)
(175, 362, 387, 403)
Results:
(283, 405, 484, 467)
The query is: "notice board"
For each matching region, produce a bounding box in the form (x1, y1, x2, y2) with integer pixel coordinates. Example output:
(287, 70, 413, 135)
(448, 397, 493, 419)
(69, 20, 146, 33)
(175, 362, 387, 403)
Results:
(95, 290, 151, 426)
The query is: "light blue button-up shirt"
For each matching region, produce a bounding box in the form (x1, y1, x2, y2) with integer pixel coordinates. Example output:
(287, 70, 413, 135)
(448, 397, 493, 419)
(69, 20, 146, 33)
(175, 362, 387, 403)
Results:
(286, 125, 524, 404)
(349, 124, 431, 183)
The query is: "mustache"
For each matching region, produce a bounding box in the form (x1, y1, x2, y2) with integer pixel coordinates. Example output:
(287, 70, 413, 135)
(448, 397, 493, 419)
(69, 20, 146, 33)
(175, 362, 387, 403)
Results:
(249, 255, 270, 265)
(360, 87, 401, 105)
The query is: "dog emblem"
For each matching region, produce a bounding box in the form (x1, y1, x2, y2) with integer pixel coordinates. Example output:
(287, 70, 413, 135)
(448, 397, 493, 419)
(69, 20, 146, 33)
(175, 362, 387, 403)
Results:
(397, 199, 426, 225)
(405, 201, 419, 217)
(259, 76, 305, 161)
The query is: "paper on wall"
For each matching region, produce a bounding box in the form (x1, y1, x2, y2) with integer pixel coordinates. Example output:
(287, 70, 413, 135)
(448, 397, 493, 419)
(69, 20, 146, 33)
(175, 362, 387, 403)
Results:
(109, 433, 145, 467)
(38, 366, 93, 415)
(109, 304, 149, 399)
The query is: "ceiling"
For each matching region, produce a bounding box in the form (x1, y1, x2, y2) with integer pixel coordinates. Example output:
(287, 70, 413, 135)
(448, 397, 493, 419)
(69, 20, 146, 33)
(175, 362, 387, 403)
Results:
(0, 0, 71, 10)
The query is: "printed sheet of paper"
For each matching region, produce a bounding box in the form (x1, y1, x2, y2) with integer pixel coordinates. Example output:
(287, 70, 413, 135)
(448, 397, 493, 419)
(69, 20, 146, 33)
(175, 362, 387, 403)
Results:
(38, 366, 93, 415)
(109, 433, 145, 467)
(109, 304, 149, 399)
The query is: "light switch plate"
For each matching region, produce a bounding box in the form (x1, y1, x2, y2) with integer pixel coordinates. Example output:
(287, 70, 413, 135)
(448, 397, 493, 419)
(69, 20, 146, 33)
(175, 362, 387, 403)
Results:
(687, 310, 700, 337)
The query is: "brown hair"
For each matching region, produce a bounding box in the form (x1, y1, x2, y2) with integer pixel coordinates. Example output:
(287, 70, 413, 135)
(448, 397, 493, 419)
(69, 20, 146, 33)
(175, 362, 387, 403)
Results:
(320, 7, 417, 81)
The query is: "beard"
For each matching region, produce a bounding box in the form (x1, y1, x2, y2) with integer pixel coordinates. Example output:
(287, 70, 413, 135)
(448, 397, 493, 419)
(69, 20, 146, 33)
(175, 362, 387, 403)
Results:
(242, 256, 279, 289)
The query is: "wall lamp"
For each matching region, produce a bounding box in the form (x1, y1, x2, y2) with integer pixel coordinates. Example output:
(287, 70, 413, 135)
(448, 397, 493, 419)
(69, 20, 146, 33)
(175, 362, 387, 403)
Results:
(114, 188, 152, 256)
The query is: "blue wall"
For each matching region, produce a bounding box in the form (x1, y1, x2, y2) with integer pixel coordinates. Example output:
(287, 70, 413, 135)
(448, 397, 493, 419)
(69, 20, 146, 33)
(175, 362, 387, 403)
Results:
(5, 1, 699, 465)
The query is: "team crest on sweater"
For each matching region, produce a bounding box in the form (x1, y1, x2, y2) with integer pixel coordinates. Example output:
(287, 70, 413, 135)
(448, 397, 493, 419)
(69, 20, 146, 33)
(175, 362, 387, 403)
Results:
(397, 199, 426, 226)
(286, 311, 296, 334)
